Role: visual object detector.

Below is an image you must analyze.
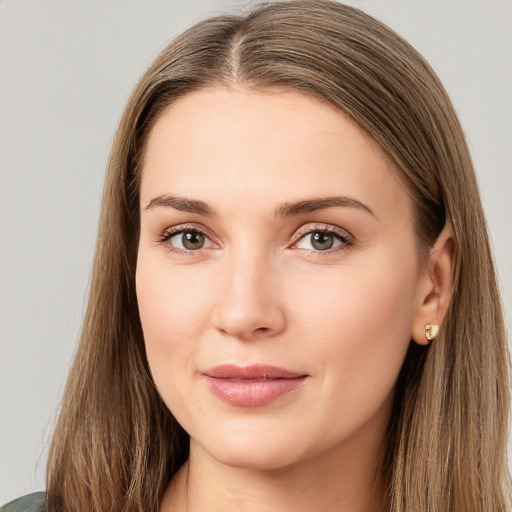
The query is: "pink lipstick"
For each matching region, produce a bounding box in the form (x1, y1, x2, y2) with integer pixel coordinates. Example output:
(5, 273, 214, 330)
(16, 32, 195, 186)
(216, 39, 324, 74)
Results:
(202, 364, 308, 407)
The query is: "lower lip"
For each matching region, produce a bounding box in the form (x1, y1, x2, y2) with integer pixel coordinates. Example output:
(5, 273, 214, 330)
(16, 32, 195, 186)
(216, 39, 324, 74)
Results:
(204, 376, 307, 407)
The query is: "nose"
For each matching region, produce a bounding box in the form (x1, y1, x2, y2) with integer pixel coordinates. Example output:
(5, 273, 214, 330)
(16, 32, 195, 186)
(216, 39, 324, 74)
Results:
(211, 252, 286, 340)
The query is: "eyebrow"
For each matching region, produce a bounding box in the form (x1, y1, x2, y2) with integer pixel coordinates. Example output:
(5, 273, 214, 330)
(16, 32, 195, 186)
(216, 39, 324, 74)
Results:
(145, 194, 217, 216)
(144, 194, 376, 219)
(275, 196, 376, 219)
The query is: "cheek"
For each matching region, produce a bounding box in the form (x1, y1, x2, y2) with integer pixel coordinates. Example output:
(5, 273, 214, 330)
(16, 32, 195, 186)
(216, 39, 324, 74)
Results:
(135, 257, 214, 378)
(136, 257, 219, 425)
(287, 255, 418, 404)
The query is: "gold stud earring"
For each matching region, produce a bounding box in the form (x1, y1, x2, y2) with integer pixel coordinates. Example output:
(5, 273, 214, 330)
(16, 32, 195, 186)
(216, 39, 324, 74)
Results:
(425, 323, 439, 342)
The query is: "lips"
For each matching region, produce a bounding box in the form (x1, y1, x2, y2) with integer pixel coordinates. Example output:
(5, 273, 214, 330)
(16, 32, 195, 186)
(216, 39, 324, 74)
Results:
(202, 364, 308, 407)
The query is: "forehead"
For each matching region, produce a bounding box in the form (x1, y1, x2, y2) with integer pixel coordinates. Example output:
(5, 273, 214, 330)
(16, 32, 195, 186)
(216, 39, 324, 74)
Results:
(140, 86, 411, 222)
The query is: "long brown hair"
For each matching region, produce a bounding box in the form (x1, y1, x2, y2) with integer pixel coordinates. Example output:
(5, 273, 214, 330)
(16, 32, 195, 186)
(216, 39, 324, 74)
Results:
(46, 1, 511, 510)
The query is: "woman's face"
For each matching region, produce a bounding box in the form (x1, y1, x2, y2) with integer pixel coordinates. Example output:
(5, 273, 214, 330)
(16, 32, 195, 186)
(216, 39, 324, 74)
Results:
(136, 87, 430, 470)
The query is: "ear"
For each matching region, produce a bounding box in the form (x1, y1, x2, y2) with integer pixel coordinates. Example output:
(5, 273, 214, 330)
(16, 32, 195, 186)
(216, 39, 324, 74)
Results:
(411, 223, 455, 345)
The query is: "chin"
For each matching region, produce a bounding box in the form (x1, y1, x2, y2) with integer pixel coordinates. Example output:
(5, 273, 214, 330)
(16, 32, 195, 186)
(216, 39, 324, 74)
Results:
(191, 421, 310, 471)
(205, 443, 304, 471)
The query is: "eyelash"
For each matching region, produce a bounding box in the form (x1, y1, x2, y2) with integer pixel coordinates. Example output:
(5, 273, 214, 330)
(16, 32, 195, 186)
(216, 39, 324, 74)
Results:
(156, 223, 355, 256)
(292, 224, 355, 255)
(156, 224, 214, 256)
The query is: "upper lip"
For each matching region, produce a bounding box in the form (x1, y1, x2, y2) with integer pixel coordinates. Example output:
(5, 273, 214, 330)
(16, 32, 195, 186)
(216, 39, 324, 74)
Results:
(203, 364, 307, 380)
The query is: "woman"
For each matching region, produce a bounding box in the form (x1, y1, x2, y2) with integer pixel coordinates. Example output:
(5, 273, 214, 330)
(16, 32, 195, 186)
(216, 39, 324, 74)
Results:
(3, 0, 510, 511)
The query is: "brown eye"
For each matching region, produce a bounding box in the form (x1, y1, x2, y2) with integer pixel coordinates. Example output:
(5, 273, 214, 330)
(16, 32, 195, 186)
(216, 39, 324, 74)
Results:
(294, 226, 353, 253)
(162, 228, 213, 253)
(181, 231, 205, 250)
(310, 232, 335, 250)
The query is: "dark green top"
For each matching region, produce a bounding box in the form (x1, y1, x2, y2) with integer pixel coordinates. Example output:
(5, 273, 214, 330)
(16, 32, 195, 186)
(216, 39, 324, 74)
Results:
(0, 493, 46, 512)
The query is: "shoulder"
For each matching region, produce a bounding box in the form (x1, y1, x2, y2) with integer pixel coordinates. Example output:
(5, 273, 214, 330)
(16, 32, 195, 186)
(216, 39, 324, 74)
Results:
(0, 493, 46, 512)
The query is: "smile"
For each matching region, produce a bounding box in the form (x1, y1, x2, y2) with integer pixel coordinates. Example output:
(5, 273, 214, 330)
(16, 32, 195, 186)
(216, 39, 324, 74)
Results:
(202, 364, 309, 407)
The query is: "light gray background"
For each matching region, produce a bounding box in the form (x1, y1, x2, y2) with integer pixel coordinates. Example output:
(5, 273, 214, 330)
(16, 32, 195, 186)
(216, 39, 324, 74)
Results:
(1, 0, 511, 504)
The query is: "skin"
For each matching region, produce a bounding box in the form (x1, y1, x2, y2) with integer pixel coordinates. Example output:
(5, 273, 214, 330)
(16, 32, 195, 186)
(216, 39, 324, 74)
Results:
(136, 87, 454, 512)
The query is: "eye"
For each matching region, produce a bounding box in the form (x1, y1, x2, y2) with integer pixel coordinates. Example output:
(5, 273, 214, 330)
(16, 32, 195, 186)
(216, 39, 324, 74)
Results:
(293, 225, 354, 252)
(157, 226, 215, 254)
(172, 230, 207, 250)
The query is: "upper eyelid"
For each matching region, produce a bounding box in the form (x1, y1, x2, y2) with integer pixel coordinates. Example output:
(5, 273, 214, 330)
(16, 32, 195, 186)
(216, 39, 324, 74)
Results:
(292, 223, 354, 240)
(162, 223, 215, 239)
(160, 222, 350, 236)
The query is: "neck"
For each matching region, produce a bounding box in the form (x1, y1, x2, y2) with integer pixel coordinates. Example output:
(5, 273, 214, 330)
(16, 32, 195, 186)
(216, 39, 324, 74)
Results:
(162, 431, 389, 512)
